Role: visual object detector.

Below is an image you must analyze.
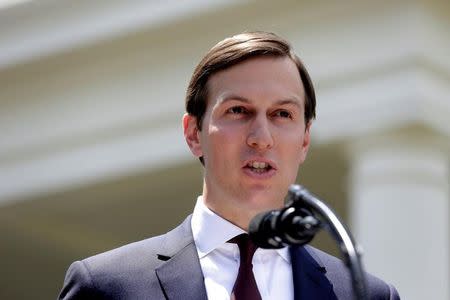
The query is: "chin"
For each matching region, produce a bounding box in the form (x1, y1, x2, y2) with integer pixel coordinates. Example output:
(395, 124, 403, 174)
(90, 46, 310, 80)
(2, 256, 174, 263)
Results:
(243, 191, 284, 212)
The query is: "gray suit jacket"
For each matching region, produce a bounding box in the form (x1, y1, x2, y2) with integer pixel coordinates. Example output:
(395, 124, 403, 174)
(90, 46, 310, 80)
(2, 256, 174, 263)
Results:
(59, 215, 399, 299)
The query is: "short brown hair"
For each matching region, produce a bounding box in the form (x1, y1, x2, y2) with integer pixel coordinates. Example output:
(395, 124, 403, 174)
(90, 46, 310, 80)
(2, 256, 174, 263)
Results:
(185, 31, 316, 130)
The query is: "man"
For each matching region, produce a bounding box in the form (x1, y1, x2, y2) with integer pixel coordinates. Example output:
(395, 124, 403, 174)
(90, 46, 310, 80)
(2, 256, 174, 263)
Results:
(59, 31, 399, 299)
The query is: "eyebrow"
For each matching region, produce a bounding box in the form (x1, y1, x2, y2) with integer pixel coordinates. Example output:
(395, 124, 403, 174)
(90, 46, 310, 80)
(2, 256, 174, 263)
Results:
(218, 94, 303, 109)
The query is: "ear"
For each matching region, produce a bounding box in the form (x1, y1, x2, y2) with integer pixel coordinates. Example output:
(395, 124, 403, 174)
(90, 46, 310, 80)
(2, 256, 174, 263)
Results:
(299, 121, 312, 164)
(183, 113, 203, 158)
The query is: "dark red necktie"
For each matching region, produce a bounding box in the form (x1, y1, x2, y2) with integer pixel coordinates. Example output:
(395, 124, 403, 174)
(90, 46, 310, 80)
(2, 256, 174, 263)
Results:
(229, 234, 262, 300)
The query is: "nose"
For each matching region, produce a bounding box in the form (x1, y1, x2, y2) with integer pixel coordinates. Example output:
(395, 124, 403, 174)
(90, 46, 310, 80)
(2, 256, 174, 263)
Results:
(246, 115, 274, 150)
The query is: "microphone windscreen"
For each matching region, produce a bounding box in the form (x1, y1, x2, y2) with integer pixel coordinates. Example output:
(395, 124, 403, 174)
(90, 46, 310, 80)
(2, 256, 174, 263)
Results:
(248, 210, 284, 249)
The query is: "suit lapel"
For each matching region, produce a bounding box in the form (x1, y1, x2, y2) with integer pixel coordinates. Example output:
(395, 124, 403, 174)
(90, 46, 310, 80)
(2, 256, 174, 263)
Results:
(156, 242, 207, 300)
(290, 245, 337, 300)
(155, 216, 208, 300)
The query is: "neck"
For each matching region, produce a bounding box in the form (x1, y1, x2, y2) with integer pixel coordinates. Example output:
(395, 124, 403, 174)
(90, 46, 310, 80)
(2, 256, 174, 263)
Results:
(201, 183, 256, 232)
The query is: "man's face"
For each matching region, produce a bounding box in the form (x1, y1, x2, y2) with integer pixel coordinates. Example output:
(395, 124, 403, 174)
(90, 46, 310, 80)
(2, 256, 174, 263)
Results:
(184, 56, 311, 229)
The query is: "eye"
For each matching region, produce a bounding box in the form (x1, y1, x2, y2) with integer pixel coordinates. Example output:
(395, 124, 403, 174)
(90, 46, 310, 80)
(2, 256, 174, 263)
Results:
(227, 106, 248, 115)
(273, 110, 292, 119)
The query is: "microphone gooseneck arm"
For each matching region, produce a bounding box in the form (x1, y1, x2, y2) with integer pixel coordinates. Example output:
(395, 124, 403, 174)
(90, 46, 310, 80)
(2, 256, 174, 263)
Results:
(287, 185, 368, 300)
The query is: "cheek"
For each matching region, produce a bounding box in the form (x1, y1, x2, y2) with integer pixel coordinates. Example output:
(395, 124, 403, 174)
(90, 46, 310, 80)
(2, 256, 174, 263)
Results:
(213, 123, 243, 142)
(204, 125, 241, 159)
(279, 132, 306, 165)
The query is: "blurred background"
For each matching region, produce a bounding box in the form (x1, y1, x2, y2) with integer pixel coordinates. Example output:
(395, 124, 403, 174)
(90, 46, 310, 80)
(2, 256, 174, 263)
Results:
(0, 0, 449, 299)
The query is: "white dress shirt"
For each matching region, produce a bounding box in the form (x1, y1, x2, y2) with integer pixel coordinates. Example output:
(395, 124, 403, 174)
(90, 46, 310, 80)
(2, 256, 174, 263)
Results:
(191, 196, 294, 300)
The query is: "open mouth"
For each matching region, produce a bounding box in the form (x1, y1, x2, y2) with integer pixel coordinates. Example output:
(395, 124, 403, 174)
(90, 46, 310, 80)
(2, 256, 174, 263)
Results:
(245, 161, 274, 173)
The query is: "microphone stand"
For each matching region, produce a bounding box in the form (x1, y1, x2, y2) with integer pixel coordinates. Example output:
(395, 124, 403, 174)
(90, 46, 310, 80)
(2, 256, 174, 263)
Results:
(286, 185, 368, 300)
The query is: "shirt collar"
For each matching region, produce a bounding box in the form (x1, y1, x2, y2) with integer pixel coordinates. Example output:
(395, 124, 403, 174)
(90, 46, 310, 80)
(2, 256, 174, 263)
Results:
(191, 196, 290, 262)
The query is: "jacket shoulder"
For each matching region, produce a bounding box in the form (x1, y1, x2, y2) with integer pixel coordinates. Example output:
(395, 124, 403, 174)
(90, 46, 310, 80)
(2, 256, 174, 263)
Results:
(59, 234, 168, 299)
(59, 216, 194, 299)
(83, 233, 167, 273)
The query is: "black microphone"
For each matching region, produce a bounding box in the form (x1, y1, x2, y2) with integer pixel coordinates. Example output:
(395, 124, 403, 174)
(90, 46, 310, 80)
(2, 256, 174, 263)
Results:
(248, 205, 321, 249)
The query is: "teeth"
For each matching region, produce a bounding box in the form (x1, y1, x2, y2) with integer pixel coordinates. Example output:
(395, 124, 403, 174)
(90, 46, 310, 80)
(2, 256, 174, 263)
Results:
(249, 161, 268, 169)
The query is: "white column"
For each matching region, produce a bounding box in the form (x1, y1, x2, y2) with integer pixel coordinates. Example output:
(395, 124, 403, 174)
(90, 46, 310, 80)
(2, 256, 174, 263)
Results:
(348, 130, 449, 300)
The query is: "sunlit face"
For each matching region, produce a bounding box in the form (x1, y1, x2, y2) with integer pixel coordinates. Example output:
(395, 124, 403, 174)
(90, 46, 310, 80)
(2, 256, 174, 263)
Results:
(183, 56, 311, 229)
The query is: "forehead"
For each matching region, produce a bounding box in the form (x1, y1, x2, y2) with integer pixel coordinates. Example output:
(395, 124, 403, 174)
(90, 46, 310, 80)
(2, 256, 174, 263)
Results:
(206, 56, 305, 107)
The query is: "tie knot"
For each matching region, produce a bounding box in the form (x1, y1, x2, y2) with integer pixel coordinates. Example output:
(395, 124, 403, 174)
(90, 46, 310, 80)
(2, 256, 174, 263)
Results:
(229, 234, 258, 263)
